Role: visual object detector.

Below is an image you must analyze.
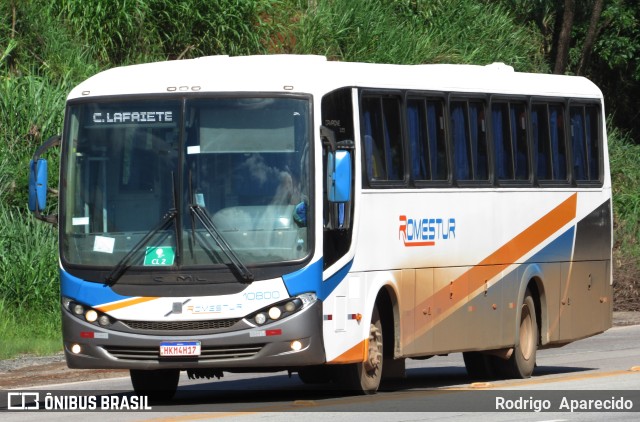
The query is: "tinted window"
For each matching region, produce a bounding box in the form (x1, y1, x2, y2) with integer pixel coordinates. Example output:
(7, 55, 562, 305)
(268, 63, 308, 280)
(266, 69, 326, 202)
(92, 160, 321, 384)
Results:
(492, 102, 529, 181)
(570, 104, 601, 182)
(532, 103, 567, 182)
(451, 100, 488, 182)
(362, 95, 404, 182)
(407, 97, 448, 181)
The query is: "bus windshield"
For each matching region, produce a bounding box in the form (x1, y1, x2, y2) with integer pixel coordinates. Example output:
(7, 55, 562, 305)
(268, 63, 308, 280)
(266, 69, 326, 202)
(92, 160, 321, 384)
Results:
(61, 96, 311, 272)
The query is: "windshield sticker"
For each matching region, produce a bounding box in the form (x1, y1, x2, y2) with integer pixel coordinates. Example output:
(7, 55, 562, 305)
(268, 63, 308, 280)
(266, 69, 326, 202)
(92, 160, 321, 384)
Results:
(93, 236, 115, 254)
(72, 217, 89, 226)
(187, 145, 201, 155)
(92, 111, 173, 124)
(144, 246, 175, 266)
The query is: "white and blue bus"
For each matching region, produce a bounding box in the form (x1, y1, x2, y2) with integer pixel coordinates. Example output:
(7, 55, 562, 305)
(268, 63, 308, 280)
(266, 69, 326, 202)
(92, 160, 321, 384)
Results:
(29, 55, 612, 399)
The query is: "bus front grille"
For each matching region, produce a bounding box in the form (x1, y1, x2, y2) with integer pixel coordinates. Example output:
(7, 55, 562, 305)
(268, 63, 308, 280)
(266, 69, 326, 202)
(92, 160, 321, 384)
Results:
(103, 344, 264, 362)
(120, 318, 241, 332)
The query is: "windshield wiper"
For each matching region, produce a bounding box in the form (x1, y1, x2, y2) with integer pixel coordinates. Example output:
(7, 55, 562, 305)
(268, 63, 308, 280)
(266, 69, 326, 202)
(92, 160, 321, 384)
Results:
(189, 204, 254, 283)
(104, 208, 177, 286)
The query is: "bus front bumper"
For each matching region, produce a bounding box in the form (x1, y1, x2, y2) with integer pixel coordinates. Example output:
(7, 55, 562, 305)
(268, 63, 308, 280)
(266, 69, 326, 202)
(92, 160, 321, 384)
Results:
(62, 300, 325, 370)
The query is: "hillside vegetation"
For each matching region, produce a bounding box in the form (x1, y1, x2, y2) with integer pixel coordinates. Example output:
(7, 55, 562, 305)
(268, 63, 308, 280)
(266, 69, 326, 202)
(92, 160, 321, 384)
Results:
(1, 0, 638, 358)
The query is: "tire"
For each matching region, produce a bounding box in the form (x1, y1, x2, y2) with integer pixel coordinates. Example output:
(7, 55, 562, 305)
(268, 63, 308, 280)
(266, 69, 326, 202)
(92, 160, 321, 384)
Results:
(298, 365, 333, 384)
(336, 305, 383, 394)
(130, 369, 180, 402)
(463, 351, 494, 380)
(494, 290, 538, 378)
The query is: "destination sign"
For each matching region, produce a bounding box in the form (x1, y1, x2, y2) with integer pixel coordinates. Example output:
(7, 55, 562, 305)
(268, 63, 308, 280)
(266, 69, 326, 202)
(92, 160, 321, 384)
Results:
(92, 111, 173, 124)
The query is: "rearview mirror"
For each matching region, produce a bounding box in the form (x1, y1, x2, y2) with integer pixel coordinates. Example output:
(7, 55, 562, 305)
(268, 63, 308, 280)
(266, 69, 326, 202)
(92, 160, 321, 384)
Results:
(28, 158, 48, 212)
(327, 150, 352, 203)
(28, 134, 61, 224)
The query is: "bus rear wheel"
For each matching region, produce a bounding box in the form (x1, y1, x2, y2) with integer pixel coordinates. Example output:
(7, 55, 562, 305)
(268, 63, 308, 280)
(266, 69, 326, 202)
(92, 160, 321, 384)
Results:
(130, 369, 180, 402)
(337, 305, 383, 394)
(494, 290, 538, 378)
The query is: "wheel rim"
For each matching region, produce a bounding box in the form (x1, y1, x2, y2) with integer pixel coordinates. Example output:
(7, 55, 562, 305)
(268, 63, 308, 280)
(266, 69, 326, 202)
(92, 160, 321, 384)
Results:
(519, 304, 534, 361)
(364, 323, 382, 374)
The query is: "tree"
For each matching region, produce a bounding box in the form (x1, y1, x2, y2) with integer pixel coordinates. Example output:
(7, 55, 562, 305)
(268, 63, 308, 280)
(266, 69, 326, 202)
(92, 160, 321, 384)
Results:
(553, 0, 575, 74)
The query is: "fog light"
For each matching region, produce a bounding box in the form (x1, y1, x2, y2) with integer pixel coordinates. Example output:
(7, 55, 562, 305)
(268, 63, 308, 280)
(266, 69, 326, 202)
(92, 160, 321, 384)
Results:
(98, 315, 110, 326)
(72, 304, 84, 315)
(85, 310, 98, 322)
(268, 307, 282, 320)
(290, 340, 302, 351)
(255, 313, 267, 325)
(71, 344, 81, 354)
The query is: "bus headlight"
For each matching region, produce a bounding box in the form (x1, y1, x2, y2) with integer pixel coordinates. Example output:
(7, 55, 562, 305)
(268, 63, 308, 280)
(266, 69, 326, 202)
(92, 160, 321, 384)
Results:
(246, 292, 317, 326)
(255, 313, 267, 325)
(63, 297, 114, 328)
(268, 307, 282, 320)
(85, 310, 98, 323)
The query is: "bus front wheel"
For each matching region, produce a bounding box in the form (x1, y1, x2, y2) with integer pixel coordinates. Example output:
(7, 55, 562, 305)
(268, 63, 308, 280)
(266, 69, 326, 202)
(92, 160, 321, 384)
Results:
(337, 305, 383, 394)
(130, 369, 180, 402)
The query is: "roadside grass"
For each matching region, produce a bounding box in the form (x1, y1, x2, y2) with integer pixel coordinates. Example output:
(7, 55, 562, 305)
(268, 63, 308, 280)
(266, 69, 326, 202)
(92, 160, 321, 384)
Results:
(0, 299, 62, 359)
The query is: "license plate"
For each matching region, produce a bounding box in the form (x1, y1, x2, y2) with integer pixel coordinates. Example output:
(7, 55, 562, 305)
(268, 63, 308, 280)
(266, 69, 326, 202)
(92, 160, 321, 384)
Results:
(159, 341, 201, 357)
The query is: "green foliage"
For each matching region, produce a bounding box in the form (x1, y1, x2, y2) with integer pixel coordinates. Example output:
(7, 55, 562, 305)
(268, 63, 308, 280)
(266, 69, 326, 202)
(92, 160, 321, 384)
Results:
(609, 127, 640, 251)
(52, 0, 155, 65)
(0, 206, 59, 310)
(150, 0, 282, 59)
(50, 0, 284, 65)
(293, 0, 547, 71)
(0, 75, 65, 208)
(0, 298, 61, 358)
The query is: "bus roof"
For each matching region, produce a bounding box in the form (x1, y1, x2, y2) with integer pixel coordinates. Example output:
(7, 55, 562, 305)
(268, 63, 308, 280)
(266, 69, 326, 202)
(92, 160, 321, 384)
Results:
(68, 54, 603, 101)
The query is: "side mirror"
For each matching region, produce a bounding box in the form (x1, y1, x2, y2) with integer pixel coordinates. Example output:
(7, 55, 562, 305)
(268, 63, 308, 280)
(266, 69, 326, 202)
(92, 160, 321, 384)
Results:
(28, 134, 61, 224)
(327, 150, 352, 203)
(28, 158, 48, 212)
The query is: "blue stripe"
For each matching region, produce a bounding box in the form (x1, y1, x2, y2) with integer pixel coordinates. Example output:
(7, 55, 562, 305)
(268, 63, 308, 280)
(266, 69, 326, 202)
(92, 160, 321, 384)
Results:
(61, 269, 132, 306)
(282, 258, 353, 301)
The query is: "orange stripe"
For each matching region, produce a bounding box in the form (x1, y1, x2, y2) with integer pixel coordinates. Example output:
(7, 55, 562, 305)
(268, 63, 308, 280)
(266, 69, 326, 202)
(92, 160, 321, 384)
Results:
(96, 296, 159, 313)
(328, 339, 367, 364)
(418, 193, 577, 322)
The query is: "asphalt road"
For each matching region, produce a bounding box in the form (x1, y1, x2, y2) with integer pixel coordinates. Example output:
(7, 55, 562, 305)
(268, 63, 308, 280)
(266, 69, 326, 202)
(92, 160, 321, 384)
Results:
(3, 324, 640, 421)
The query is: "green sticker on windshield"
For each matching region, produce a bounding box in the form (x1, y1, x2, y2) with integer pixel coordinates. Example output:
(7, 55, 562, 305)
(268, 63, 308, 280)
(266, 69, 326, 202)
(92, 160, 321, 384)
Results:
(144, 246, 175, 266)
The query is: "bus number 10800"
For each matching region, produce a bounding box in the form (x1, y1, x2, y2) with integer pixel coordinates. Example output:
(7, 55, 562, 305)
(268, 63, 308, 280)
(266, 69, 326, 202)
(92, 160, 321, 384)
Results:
(243, 291, 281, 301)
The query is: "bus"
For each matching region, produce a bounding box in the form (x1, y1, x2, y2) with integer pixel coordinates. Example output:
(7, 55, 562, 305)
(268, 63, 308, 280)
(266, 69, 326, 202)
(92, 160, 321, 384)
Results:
(29, 55, 612, 399)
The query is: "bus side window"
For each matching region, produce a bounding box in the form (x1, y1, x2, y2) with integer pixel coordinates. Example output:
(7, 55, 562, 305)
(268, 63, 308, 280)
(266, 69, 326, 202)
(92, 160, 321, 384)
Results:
(361, 94, 404, 183)
(532, 104, 551, 181)
(570, 106, 588, 181)
(570, 104, 601, 182)
(451, 100, 488, 182)
(586, 106, 600, 181)
(451, 101, 471, 181)
(510, 103, 529, 180)
(492, 102, 511, 180)
(407, 98, 448, 182)
(549, 105, 568, 181)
